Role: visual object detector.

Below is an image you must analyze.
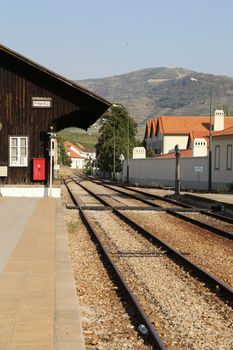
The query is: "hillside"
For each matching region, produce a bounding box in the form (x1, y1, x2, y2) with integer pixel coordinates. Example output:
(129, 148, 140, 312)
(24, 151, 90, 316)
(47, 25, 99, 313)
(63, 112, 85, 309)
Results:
(59, 128, 99, 150)
(76, 67, 233, 126)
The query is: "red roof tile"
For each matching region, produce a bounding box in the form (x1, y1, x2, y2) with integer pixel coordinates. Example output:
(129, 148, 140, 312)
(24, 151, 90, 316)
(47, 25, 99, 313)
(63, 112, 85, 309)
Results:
(156, 148, 194, 158)
(159, 116, 213, 135)
(213, 125, 233, 136)
(146, 115, 233, 138)
(64, 141, 85, 159)
(64, 140, 81, 150)
(189, 130, 209, 141)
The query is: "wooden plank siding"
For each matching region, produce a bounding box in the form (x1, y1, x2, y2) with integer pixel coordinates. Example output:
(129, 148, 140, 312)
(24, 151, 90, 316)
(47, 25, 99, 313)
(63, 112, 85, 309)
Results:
(0, 46, 110, 184)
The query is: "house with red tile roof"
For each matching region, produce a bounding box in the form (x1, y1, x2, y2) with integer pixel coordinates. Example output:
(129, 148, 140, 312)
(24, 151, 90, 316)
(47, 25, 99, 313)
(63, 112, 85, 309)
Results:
(64, 141, 96, 169)
(120, 111, 233, 190)
(145, 111, 233, 157)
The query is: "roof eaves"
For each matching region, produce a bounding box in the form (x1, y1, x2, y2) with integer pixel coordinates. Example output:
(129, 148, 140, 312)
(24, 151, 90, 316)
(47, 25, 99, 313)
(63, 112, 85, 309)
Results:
(0, 43, 111, 107)
(213, 125, 233, 136)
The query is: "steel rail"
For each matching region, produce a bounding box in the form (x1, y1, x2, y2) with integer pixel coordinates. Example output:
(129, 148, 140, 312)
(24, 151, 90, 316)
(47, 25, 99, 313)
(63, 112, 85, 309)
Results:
(106, 180, 233, 224)
(89, 177, 233, 224)
(86, 177, 191, 208)
(71, 178, 233, 304)
(166, 209, 233, 240)
(84, 178, 233, 240)
(64, 179, 167, 350)
(121, 184, 233, 224)
(104, 181, 191, 208)
(202, 210, 233, 224)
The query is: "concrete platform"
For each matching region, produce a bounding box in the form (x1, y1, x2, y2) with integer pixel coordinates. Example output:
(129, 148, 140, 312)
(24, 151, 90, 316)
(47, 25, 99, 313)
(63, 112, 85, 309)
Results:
(181, 192, 233, 217)
(0, 197, 85, 350)
(186, 192, 233, 206)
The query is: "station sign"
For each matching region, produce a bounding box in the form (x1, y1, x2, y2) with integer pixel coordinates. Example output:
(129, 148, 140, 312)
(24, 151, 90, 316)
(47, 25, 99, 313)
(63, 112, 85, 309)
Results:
(194, 166, 203, 173)
(31, 97, 52, 108)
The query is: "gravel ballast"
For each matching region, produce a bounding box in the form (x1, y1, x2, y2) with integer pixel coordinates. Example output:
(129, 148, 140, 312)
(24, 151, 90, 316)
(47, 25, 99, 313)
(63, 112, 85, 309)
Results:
(65, 209, 152, 350)
(123, 210, 233, 287)
(86, 210, 233, 350)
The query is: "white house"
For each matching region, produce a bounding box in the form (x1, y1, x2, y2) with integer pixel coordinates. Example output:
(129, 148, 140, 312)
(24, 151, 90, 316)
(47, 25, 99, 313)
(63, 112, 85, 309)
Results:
(64, 141, 96, 169)
(145, 111, 233, 156)
(121, 110, 233, 190)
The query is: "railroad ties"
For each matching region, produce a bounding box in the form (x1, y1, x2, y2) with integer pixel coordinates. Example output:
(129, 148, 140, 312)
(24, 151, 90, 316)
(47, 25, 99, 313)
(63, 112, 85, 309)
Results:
(64, 176, 233, 350)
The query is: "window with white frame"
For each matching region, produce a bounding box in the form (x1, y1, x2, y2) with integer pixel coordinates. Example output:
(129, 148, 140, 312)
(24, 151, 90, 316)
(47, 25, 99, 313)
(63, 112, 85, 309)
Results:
(9, 136, 28, 166)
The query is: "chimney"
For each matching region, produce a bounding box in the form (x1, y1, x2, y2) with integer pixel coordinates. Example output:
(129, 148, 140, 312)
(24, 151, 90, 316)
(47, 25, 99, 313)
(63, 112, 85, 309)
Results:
(214, 109, 224, 131)
(192, 138, 207, 157)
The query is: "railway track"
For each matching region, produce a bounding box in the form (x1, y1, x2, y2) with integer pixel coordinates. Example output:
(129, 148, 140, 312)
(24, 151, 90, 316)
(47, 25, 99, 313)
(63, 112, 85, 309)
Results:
(64, 179, 165, 350)
(64, 178, 233, 350)
(83, 176, 233, 240)
(69, 176, 233, 294)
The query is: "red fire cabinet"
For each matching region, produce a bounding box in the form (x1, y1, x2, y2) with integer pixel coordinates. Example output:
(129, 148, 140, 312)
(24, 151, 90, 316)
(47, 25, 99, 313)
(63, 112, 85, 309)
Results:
(33, 158, 46, 181)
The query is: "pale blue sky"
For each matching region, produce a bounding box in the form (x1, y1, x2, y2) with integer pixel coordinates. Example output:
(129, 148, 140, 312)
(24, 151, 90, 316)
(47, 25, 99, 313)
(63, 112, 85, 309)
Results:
(1, 0, 233, 80)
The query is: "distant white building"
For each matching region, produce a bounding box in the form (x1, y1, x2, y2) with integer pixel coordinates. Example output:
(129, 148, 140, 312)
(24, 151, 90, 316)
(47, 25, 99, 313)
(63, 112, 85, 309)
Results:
(144, 111, 233, 156)
(120, 110, 233, 190)
(64, 141, 96, 169)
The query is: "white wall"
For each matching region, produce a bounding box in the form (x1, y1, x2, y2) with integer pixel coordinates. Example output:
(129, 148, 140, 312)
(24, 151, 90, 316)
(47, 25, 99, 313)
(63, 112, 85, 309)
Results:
(163, 135, 189, 154)
(193, 138, 207, 157)
(213, 135, 233, 184)
(0, 187, 61, 197)
(121, 156, 226, 190)
(146, 132, 189, 155)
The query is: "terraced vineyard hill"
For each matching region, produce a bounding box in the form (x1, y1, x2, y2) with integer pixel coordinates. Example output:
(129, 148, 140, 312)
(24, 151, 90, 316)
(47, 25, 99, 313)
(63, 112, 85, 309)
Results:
(76, 67, 233, 126)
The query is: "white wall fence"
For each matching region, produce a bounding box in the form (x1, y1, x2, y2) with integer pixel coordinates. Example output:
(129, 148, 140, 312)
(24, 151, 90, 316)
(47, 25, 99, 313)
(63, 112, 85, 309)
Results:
(121, 157, 227, 191)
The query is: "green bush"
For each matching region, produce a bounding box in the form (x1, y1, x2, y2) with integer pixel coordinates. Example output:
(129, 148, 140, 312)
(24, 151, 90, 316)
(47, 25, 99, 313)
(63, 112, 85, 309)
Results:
(227, 182, 233, 192)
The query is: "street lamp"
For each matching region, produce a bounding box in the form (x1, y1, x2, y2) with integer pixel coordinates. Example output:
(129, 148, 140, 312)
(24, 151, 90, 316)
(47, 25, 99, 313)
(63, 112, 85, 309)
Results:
(126, 112, 130, 183)
(113, 119, 116, 180)
(208, 86, 212, 192)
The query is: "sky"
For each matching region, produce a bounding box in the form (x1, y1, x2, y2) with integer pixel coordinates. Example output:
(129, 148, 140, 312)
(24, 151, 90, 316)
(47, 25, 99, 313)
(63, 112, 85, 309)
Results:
(1, 0, 233, 80)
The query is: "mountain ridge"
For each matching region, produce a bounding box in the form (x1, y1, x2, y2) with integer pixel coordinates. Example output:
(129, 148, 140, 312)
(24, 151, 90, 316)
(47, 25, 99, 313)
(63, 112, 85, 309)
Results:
(76, 67, 233, 125)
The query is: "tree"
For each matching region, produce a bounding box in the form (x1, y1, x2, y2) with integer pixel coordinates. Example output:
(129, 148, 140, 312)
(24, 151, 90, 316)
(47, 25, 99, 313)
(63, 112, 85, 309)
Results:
(84, 157, 93, 175)
(57, 134, 72, 166)
(96, 105, 137, 174)
(217, 103, 230, 116)
(146, 148, 156, 158)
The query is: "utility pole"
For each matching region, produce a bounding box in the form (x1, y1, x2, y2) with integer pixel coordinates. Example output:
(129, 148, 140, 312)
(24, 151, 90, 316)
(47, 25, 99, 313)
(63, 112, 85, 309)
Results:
(175, 144, 180, 195)
(113, 120, 116, 180)
(208, 86, 212, 192)
(127, 114, 129, 183)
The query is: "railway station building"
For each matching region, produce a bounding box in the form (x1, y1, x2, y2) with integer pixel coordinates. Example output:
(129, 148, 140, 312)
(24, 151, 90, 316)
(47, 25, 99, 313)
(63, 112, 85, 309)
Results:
(0, 43, 110, 192)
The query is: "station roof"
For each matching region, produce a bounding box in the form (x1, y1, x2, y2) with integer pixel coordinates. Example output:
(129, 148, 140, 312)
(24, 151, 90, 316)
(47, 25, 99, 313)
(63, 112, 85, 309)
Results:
(0, 43, 111, 130)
